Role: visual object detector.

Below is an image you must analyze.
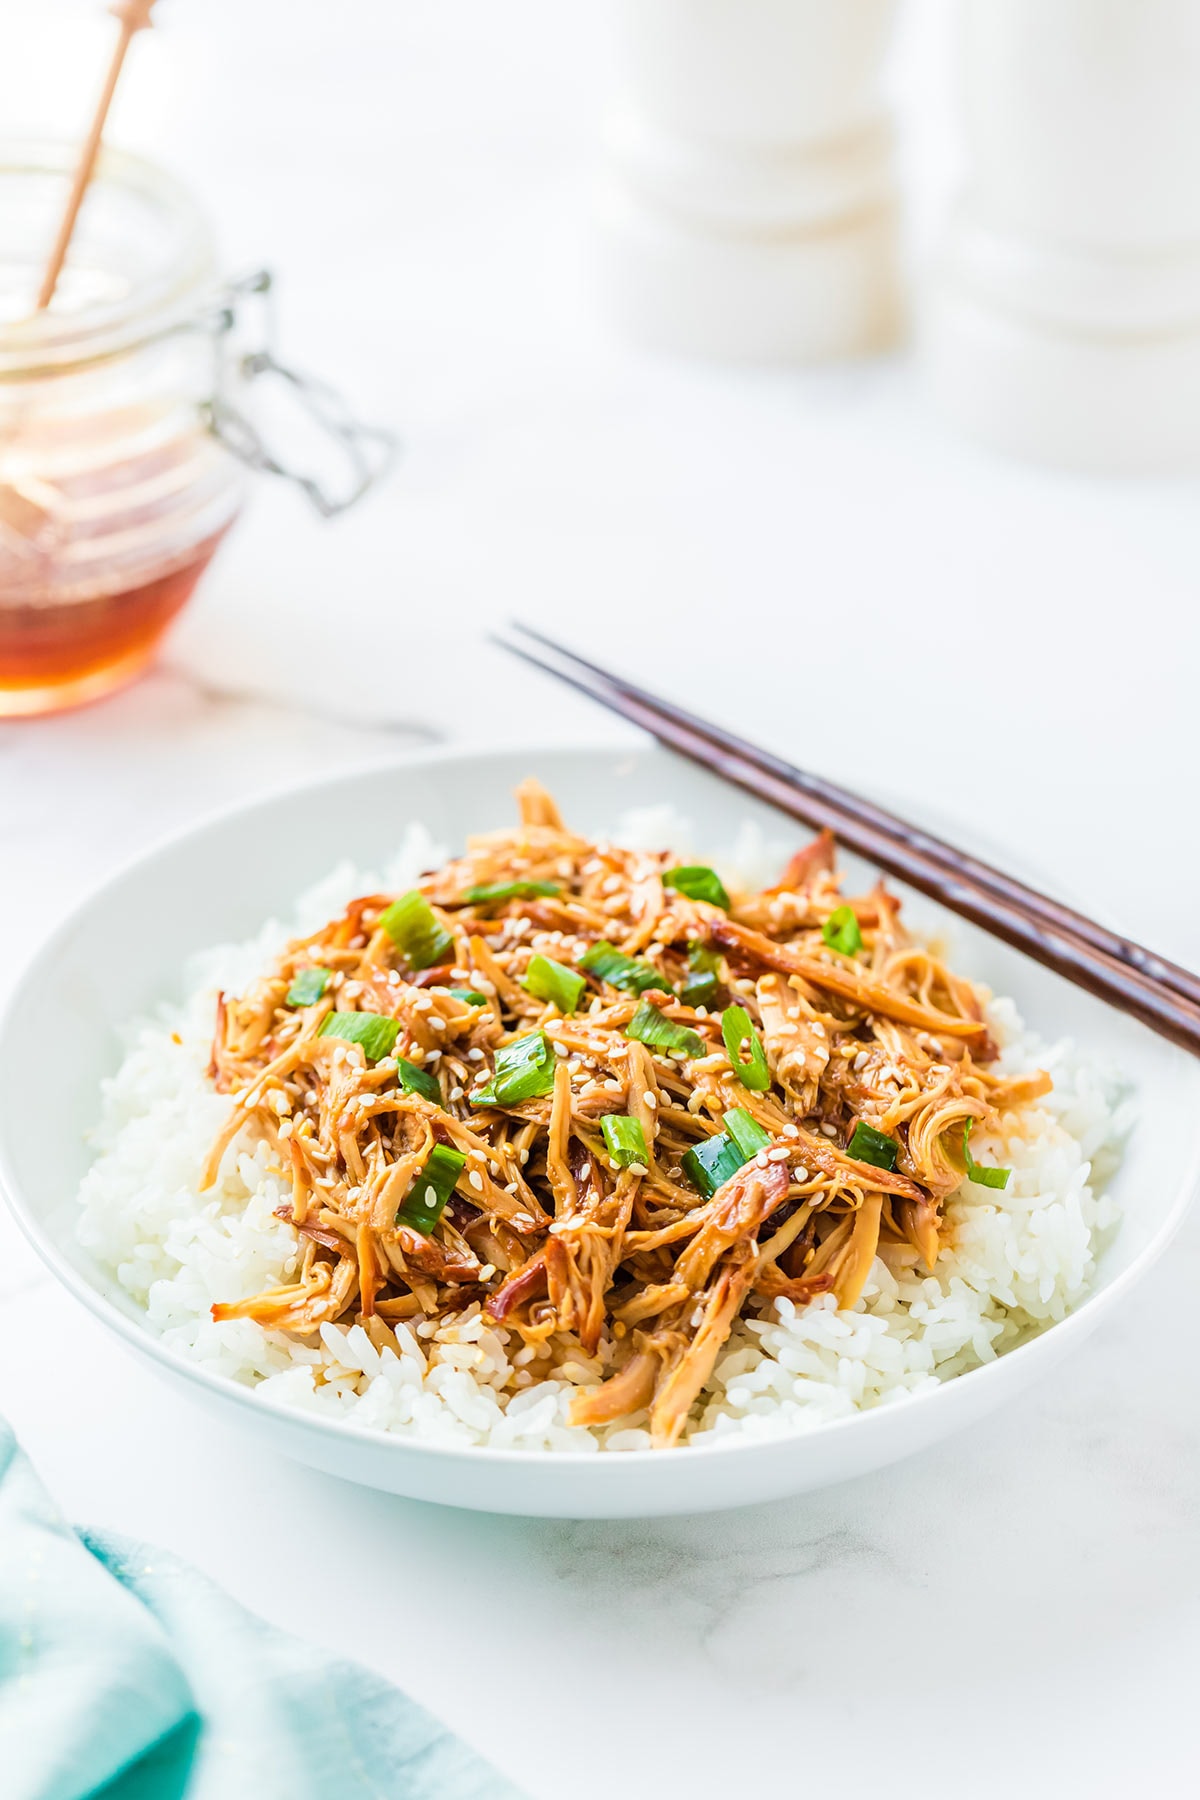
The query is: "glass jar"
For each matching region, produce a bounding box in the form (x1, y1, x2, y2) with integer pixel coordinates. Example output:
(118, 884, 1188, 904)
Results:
(0, 142, 246, 715)
(0, 141, 394, 717)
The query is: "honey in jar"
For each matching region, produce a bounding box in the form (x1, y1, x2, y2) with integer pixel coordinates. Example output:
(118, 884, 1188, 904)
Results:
(0, 143, 244, 716)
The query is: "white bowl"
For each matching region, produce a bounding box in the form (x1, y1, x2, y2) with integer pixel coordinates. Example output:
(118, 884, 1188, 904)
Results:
(1, 743, 1196, 1517)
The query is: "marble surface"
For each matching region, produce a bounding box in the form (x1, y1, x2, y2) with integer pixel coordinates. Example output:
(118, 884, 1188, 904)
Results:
(3, 2, 1200, 1795)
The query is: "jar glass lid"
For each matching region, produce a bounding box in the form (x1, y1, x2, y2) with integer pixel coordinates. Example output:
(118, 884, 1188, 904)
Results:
(0, 139, 217, 377)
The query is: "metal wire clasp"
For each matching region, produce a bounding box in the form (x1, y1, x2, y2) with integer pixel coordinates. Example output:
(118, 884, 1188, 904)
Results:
(204, 269, 399, 518)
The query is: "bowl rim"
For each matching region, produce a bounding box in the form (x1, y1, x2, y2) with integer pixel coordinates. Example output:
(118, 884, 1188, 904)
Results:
(2, 736, 1197, 1474)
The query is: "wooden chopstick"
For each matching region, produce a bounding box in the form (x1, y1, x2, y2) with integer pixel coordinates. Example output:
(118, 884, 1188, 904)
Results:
(494, 623, 1200, 1058)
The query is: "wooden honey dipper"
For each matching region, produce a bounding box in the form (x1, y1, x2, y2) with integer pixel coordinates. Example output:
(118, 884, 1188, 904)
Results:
(36, 0, 160, 311)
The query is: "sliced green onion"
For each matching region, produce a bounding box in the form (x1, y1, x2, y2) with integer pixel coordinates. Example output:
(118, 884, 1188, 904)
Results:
(449, 987, 488, 1006)
(962, 1117, 1010, 1190)
(822, 904, 863, 957)
(285, 966, 331, 1007)
(681, 1132, 747, 1200)
(679, 940, 721, 1007)
(721, 1005, 771, 1091)
(724, 1108, 771, 1159)
(462, 880, 561, 904)
(579, 940, 669, 996)
(470, 1031, 557, 1107)
(317, 1011, 400, 1063)
(663, 865, 731, 911)
(600, 1114, 649, 1169)
(847, 1120, 900, 1171)
(625, 1002, 705, 1060)
(522, 953, 586, 1014)
(679, 969, 719, 1007)
(395, 1143, 466, 1235)
(378, 891, 454, 970)
(394, 1056, 441, 1105)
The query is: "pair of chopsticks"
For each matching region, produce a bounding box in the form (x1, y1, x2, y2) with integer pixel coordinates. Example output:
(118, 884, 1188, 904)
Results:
(494, 622, 1200, 1057)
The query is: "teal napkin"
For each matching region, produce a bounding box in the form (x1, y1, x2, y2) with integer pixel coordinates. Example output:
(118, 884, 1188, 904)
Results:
(0, 1422, 524, 1800)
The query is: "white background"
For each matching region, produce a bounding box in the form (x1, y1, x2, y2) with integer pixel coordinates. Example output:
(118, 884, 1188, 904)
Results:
(1, 4, 1199, 1796)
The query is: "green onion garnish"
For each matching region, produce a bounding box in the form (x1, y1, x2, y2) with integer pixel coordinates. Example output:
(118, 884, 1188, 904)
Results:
(285, 966, 331, 1007)
(625, 1003, 706, 1060)
(522, 953, 586, 1014)
(724, 1108, 771, 1160)
(394, 1056, 441, 1105)
(721, 1005, 771, 1091)
(679, 941, 721, 1008)
(470, 1031, 557, 1107)
(395, 1143, 466, 1235)
(462, 880, 561, 904)
(663, 865, 731, 911)
(681, 1132, 747, 1200)
(318, 1011, 400, 1063)
(579, 941, 669, 997)
(449, 987, 488, 1006)
(378, 891, 454, 971)
(822, 905, 863, 957)
(600, 1114, 650, 1169)
(962, 1118, 1010, 1190)
(847, 1120, 900, 1171)
(679, 969, 719, 1007)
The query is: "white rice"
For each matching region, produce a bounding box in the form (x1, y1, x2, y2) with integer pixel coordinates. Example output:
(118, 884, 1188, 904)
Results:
(75, 817, 1130, 1455)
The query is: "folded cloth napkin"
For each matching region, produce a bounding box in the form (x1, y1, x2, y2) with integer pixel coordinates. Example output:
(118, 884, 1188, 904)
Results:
(0, 1422, 524, 1800)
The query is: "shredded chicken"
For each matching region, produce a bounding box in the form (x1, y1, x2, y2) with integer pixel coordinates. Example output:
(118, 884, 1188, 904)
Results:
(205, 782, 1045, 1446)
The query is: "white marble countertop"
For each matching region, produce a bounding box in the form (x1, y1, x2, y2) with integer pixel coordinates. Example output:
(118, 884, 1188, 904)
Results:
(3, 3, 1200, 1795)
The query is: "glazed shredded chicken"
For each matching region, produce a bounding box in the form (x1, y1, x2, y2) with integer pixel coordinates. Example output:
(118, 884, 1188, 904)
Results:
(206, 782, 1049, 1447)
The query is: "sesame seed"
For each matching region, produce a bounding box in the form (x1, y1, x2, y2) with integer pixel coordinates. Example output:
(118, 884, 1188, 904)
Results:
(519, 1149, 530, 1165)
(794, 1166, 810, 1182)
(821, 1123, 838, 1137)
(643, 1091, 657, 1108)
(553, 1042, 569, 1058)
(448, 1086, 464, 1101)
(781, 1123, 800, 1139)
(466, 1048, 484, 1062)
(468, 1171, 484, 1192)
(767, 1147, 789, 1163)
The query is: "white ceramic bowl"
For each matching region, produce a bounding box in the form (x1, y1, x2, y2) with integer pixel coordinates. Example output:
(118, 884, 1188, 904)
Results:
(1, 743, 1196, 1517)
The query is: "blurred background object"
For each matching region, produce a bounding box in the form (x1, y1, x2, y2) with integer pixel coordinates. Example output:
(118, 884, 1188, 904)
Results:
(598, 0, 902, 360)
(0, 2, 394, 717)
(0, 144, 244, 714)
(928, 0, 1200, 469)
